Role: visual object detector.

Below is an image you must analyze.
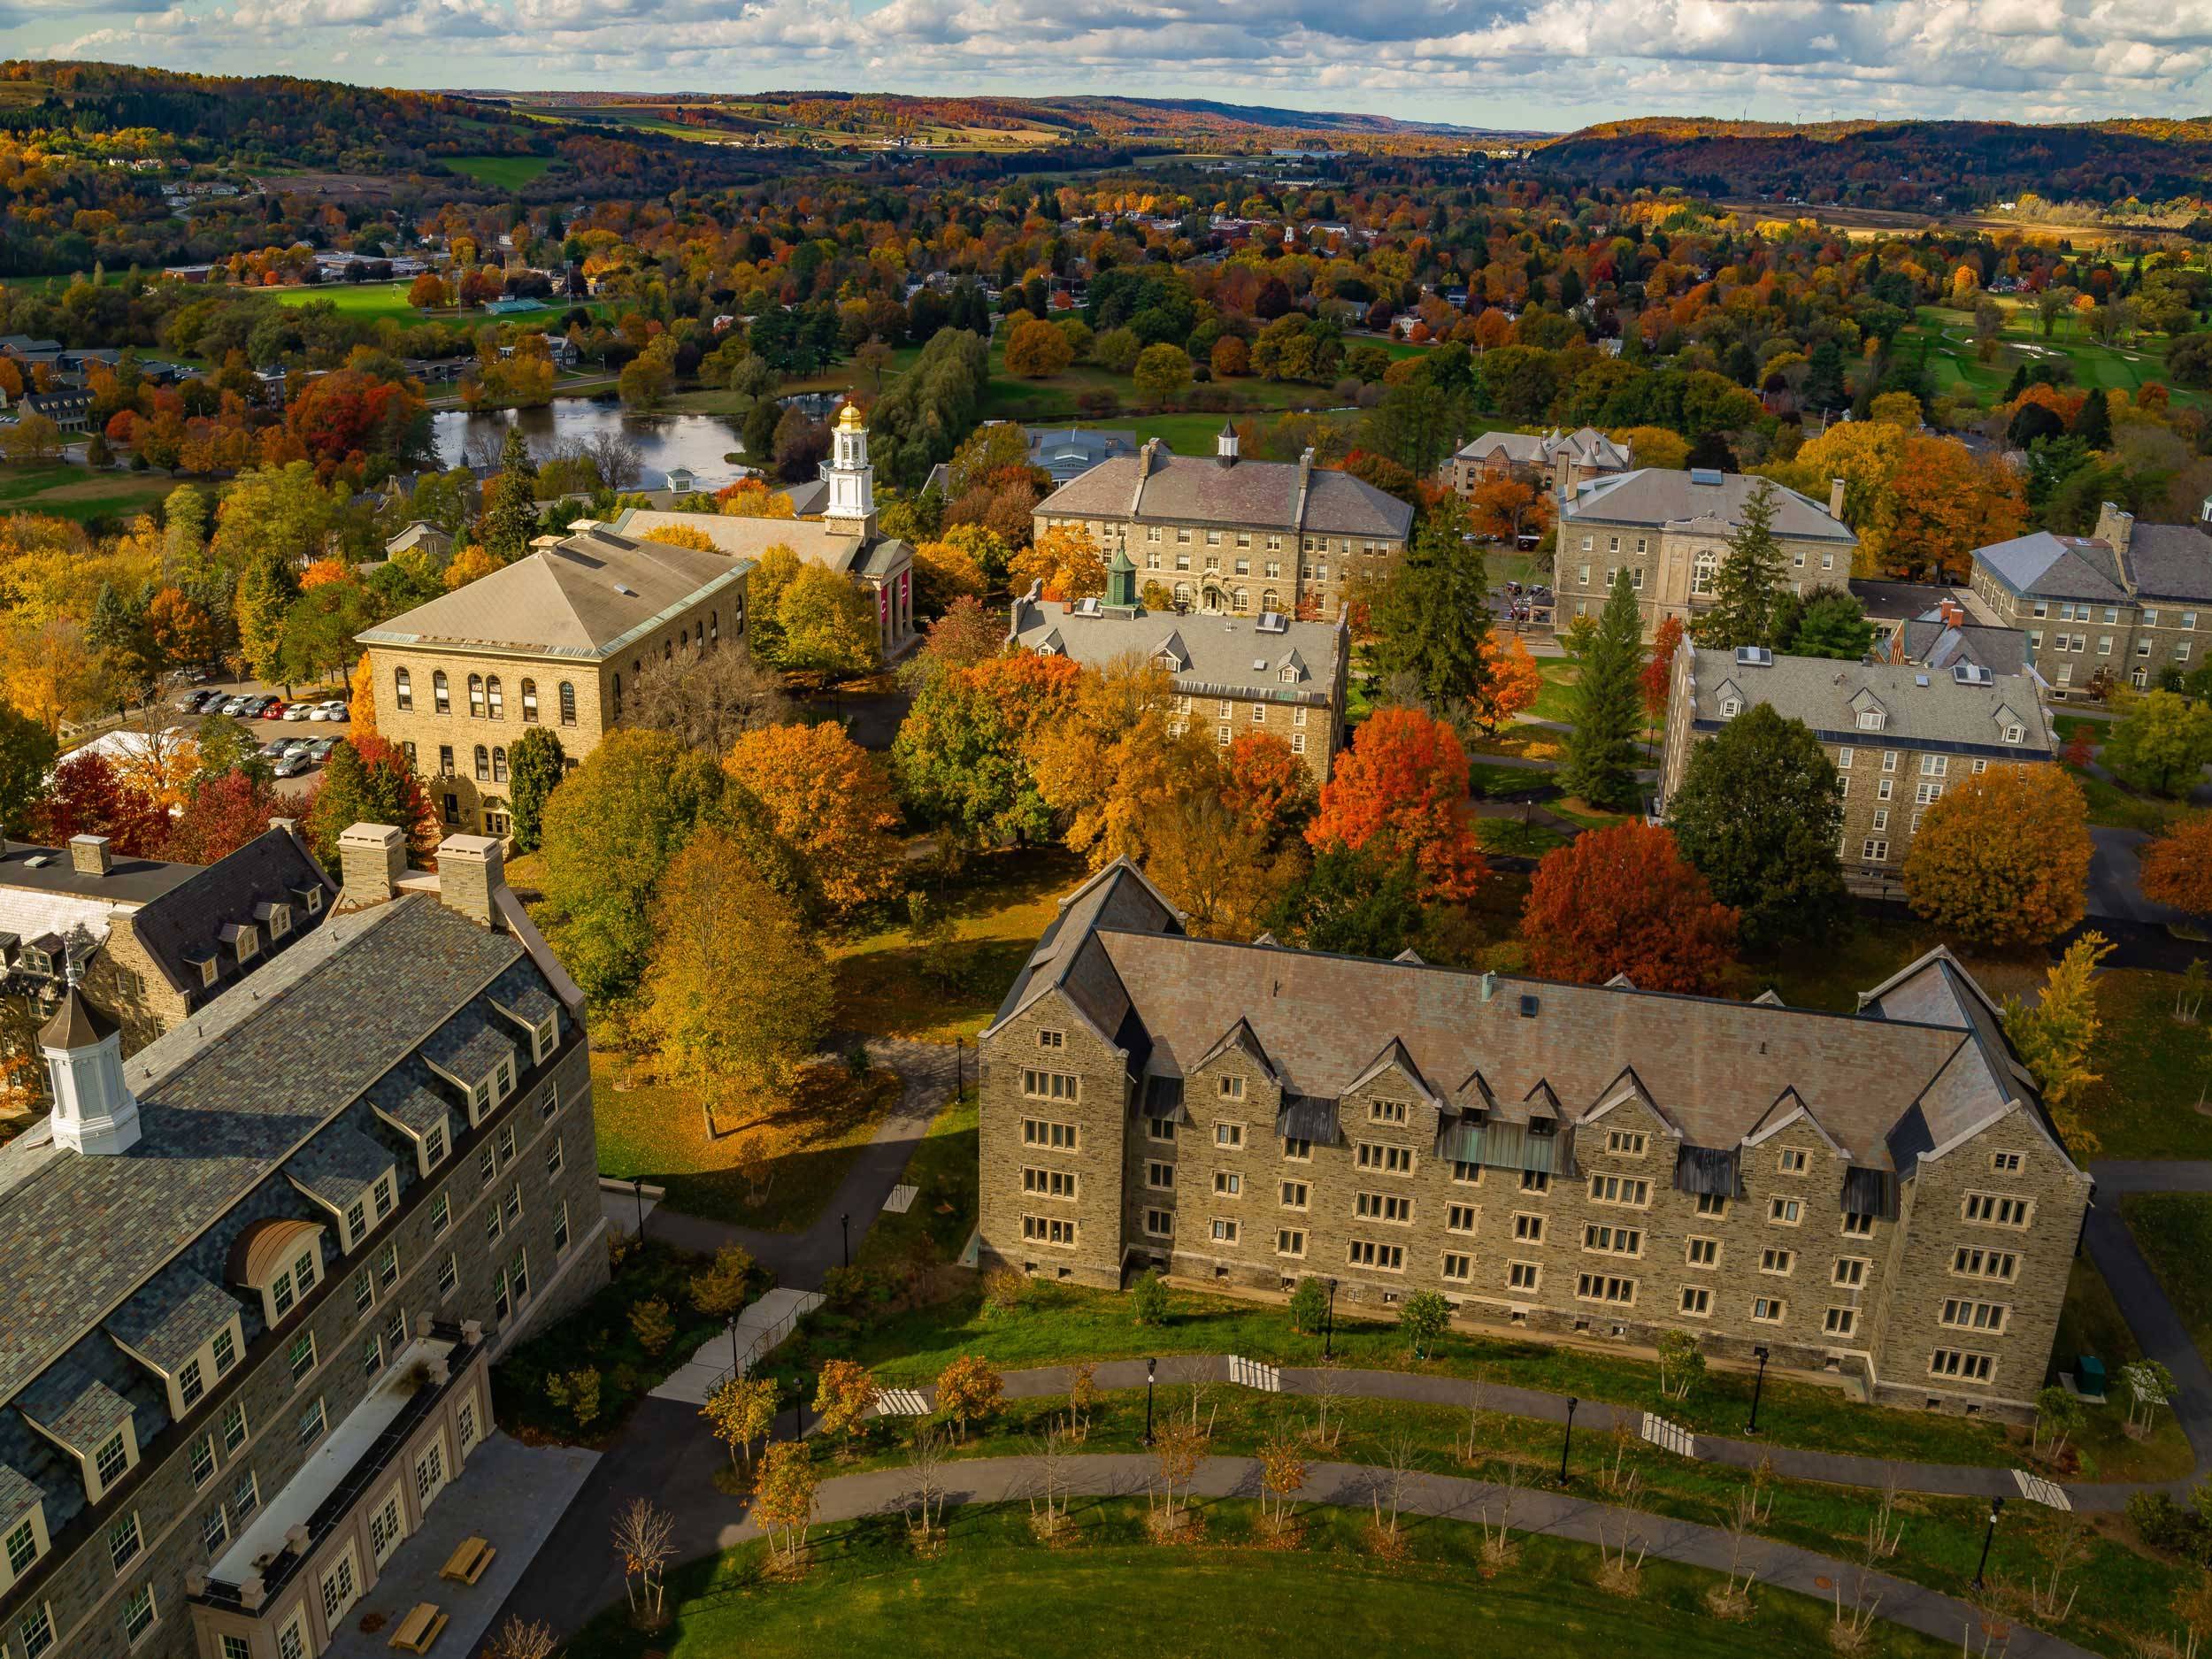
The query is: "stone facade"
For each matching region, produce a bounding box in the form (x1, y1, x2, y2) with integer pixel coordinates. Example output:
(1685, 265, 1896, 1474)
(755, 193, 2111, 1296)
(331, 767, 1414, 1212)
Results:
(979, 863, 2088, 1423)
(1449, 426, 1630, 502)
(0, 839, 607, 1659)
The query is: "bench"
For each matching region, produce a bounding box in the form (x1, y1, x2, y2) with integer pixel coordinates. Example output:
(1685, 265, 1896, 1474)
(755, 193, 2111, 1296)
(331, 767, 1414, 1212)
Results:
(388, 1603, 447, 1654)
(438, 1537, 495, 1585)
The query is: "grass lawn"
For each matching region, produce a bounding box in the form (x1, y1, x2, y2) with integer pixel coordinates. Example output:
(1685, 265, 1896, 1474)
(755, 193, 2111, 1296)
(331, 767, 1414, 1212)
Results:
(856, 1089, 977, 1276)
(2124, 1193, 2212, 1367)
(1904, 303, 2208, 413)
(2063, 761, 2193, 833)
(445, 154, 555, 189)
(270, 281, 428, 326)
(1526, 657, 1579, 723)
(1057, 408, 1363, 457)
(591, 1051, 901, 1231)
(0, 460, 174, 522)
(2048, 1255, 2196, 1481)
(565, 1501, 1960, 1659)
(2075, 969, 2212, 1160)
(1739, 914, 2047, 1014)
(1469, 761, 1548, 797)
(829, 845, 1083, 1043)
(1476, 816, 1571, 855)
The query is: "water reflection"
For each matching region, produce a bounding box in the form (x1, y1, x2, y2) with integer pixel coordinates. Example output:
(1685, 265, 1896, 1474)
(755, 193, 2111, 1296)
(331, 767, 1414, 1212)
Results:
(430, 403, 749, 490)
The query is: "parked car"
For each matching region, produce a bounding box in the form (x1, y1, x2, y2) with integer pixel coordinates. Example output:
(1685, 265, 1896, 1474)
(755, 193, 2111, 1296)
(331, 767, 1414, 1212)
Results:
(273, 749, 316, 779)
(305, 736, 342, 761)
(258, 739, 293, 759)
(283, 703, 315, 721)
(319, 701, 349, 722)
(258, 700, 288, 720)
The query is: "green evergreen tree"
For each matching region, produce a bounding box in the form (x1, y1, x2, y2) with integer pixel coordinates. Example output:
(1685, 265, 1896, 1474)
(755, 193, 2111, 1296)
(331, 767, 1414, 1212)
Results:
(506, 727, 567, 854)
(480, 426, 541, 563)
(1560, 568, 1645, 810)
(1694, 479, 1786, 649)
(1368, 496, 1491, 714)
(1666, 703, 1849, 949)
(2070, 385, 2112, 450)
(0, 703, 58, 837)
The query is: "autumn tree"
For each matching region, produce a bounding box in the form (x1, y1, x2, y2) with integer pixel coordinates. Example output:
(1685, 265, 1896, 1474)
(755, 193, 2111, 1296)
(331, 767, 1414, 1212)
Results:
(0, 705, 58, 836)
(934, 1354, 1004, 1442)
(1221, 730, 1319, 845)
(811, 1359, 881, 1452)
(915, 594, 1002, 671)
(702, 1374, 778, 1469)
(910, 538, 988, 617)
(1666, 703, 1847, 949)
(751, 1440, 820, 1568)
(28, 753, 166, 856)
(1306, 706, 1485, 902)
(1520, 823, 1738, 993)
(1010, 523, 1106, 603)
(1694, 480, 1786, 648)
(1902, 766, 2092, 947)
(160, 770, 288, 864)
(1467, 476, 1545, 543)
(891, 653, 1080, 847)
(773, 564, 880, 682)
(637, 825, 832, 1129)
(1029, 657, 1210, 867)
(2141, 812, 2212, 920)
(1141, 786, 1303, 940)
(1560, 570, 1646, 809)
(2003, 933, 2115, 1157)
(630, 642, 792, 756)
(1640, 614, 1686, 718)
(1133, 342, 1194, 403)
(301, 734, 439, 871)
(723, 723, 902, 918)
(1467, 633, 1542, 735)
(2105, 691, 2212, 797)
(1005, 318, 1075, 378)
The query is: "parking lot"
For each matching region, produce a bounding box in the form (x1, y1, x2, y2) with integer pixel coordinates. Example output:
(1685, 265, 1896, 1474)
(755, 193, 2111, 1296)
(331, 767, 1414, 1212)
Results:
(169, 683, 354, 792)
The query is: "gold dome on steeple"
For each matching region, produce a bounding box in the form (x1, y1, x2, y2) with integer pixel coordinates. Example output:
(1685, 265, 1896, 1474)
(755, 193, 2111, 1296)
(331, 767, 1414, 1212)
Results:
(835, 401, 865, 432)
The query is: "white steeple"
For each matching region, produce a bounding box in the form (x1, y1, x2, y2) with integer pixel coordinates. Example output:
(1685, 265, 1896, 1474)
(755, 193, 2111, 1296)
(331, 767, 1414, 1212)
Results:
(41, 951, 139, 1156)
(822, 401, 876, 538)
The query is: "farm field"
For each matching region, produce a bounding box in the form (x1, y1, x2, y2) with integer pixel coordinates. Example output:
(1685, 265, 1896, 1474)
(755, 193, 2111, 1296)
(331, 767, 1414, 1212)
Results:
(1902, 301, 2207, 411)
(443, 154, 554, 188)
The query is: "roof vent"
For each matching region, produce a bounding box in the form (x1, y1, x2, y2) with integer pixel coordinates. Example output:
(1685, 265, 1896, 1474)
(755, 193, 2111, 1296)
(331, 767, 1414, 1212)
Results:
(1072, 596, 1102, 617)
(1252, 658, 1268, 672)
(613, 583, 636, 596)
(1734, 646, 1772, 667)
(1689, 467, 1724, 487)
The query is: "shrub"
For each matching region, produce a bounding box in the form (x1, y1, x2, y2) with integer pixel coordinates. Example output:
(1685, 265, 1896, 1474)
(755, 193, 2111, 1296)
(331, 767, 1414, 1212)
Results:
(688, 1242, 756, 1318)
(630, 1297, 676, 1356)
(1400, 1290, 1451, 1358)
(983, 1266, 1028, 1317)
(1287, 1276, 1329, 1335)
(1131, 1267, 1170, 1325)
(2129, 1490, 2211, 1561)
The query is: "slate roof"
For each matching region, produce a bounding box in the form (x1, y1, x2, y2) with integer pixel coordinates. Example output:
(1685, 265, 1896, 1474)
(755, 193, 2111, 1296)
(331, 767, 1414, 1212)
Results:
(490, 977, 558, 1028)
(1973, 530, 2129, 603)
(372, 1079, 452, 1140)
(0, 1463, 39, 1531)
(284, 1125, 394, 1209)
(2127, 522, 2212, 603)
(422, 1010, 518, 1084)
(0, 841, 200, 907)
(357, 526, 751, 659)
(991, 863, 2078, 1188)
(1034, 449, 1413, 541)
(1563, 469, 1855, 541)
(1848, 579, 1959, 625)
(18, 1364, 133, 1449)
(608, 509, 912, 581)
(1455, 426, 1630, 470)
(1680, 647, 2055, 757)
(104, 1267, 238, 1373)
(122, 827, 334, 999)
(0, 895, 524, 1403)
(1008, 588, 1345, 705)
(1900, 618, 2032, 680)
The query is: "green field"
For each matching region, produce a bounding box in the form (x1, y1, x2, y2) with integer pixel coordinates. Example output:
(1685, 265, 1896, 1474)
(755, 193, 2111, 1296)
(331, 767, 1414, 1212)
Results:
(2124, 1193, 2212, 1364)
(565, 1502, 1957, 1659)
(2079, 969, 2212, 1160)
(444, 154, 554, 189)
(270, 281, 427, 325)
(1904, 302, 2206, 411)
(0, 461, 173, 522)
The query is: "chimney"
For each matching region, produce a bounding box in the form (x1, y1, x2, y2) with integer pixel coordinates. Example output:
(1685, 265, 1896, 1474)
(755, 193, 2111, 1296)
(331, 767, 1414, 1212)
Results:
(337, 823, 406, 908)
(1828, 477, 1847, 520)
(1140, 437, 1163, 477)
(269, 817, 299, 842)
(2095, 500, 2137, 593)
(68, 834, 111, 877)
(434, 833, 506, 929)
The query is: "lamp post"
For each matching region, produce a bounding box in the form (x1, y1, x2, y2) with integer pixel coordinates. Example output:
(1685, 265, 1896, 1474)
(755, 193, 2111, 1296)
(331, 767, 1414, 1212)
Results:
(727, 1313, 741, 1377)
(1972, 1496, 2005, 1591)
(1747, 1345, 1770, 1436)
(1144, 1356, 1156, 1447)
(1324, 1278, 1339, 1358)
(634, 1176, 646, 1240)
(840, 1212, 850, 1269)
(1559, 1396, 1578, 1485)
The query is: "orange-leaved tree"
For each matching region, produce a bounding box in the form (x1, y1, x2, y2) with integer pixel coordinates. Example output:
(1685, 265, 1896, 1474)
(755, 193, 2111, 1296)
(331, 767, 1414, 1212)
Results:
(1519, 821, 1737, 994)
(1305, 706, 1486, 902)
(1009, 522, 1106, 603)
(1027, 657, 1210, 868)
(1889, 435, 2027, 584)
(1640, 614, 1685, 718)
(1467, 633, 1543, 735)
(1221, 730, 1319, 846)
(2141, 811, 2212, 920)
(1902, 765, 2091, 947)
(723, 722, 902, 919)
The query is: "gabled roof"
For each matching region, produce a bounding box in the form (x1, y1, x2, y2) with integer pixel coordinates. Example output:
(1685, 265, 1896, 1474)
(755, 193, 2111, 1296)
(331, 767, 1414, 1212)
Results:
(1194, 1017, 1279, 1081)
(123, 827, 334, 1000)
(1034, 449, 1413, 540)
(1343, 1037, 1441, 1105)
(1563, 468, 1855, 541)
(284, 1125, 395, 1209)
(104, 1267, 237, 1375)
(1973, 530, 2128, 603)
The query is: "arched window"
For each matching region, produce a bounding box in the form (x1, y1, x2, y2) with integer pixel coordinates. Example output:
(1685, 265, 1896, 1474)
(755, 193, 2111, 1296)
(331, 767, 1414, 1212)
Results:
(611, 674, 621, 721)
(558, 681, 577, 726)
(492, 746, 508, 783)
(486, 676, 503, 719)
(394, 667, 413, 711)
(1262, 588, 1279, 614)
(433, 671, 450, 714)
(1172, 582, 1192, 608)
(473, 745, 489, 781)
(731, 598, 744, 634)
(709, 609, 720, 645)
(467, 674, 486, 718)
(679, 628, 688, 649)
(1233, 588, 1248, 612)
(520, 679, 538, 723)
(663, 639, 672, 661)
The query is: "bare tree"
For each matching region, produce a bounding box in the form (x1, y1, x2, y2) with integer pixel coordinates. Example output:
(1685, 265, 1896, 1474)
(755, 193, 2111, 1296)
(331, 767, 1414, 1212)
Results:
(1147, 1418, 1206, 1539)
(1745, 1452, 1776, 1524)
(1962, 1583, 2013, 1659)
(903, 1425, 949, 1548)
(1479, 1460, 1521, 1570)
(1831, 1556, 1885, 1652)
(1458, 1369, 1495, 1465)
(1369, 1427, 1423, 1543)
(1257, 1427, 1308, 1536)
(629, 645, 793, 755)
(2026, 1512, 2090, 1624)
(1026, 1417, 1075, 1540)
(1067, 1360, 1099, 1444)
(1868, 1471, 1905, 1560)
(611, 1496, 674, 1619)
(1307, 1356, 1347, 1452)
(488, 1617, 559, 1659)
(1597, 1421, 1640, 1498)
(1707, 1484, 1761, 1617)
(585, 430, 645, 494)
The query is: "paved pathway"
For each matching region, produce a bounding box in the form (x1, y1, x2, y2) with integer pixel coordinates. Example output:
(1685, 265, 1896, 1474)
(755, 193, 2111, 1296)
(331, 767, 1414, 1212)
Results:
(650, 1286, 826, 1405)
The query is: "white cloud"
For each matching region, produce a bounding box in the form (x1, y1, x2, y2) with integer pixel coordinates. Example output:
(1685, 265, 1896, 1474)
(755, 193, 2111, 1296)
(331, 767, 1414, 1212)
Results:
(6, 0, 2207, 127)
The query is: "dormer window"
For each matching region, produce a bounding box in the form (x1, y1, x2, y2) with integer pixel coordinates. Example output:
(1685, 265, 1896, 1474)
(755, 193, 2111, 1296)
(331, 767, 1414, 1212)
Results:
(534, 1016, 556, 1062)
(2003, 725, 2023, 743)
(494, 1057, 515, 1102)
(1279, 667, 1297, 682)
(92, 1432, 127, 1490)
(373, 1173, 395, 1223)
(425, 1125, 446, 1166)
(1855, 709, 1884, 730)
(269, 905, 290, 940)
(345, 1196, 367, 1242)
(234, 1217, 326, 1327)
(197, 958, 218, 989)
(1721, 698, 1740, 717)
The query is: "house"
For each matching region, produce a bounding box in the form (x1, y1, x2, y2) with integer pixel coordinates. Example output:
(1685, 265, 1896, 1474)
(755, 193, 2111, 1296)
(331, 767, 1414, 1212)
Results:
(1966, 503, 2212, 697)
(1655, 644, 2056, 882)
(0, 828, 603, 1659)
(1032, 426, 1413, 622)
(383, 522, 454, 564)
(1555, 469, 1859, 640)
(1007, 552, 1349, 781)
(357, 526, 752, 839)
(1024, 426, 1140, 487)
(1450, 426, 1630, 499)
(19, 391, 93, 434)
(979, 860, 2087, 1424)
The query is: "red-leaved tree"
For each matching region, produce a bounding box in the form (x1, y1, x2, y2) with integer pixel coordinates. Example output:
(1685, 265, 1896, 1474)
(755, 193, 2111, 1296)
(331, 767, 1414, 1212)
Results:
(1221, 731, 1317, 846)
(1305, 707, 1485, 902)
(160, 771, 289, 864)
(28, 752, 169, 857)
(1519, 821, 1738, 993)
(2139, 811, 2212, 921)
(1641, 614, 1686, 718)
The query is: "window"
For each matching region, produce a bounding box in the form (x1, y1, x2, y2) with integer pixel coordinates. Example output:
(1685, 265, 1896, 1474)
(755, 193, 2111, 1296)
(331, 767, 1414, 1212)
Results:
(1021, 1167, 1079, 1199)
(1146, 1209, 1172, 1237)
(1513, 1212, 1545, 1242)
(288, 1330, 316, 1384)
(554, 1201, 572, 1256)
(1447, 1202, 1478, 1233)
(1686, 1237, 1718, 1267)
(1952, 1247, 2018, 1281)
(94, 1430, 128, 1489)
(204, 1507, 232, 1556)
(1284, 1137, 1310, 1161)
(1347, 1239, 1405, 1270)
(1605, 1130, 1647, 1156)
(1825, 1307, 1858, 1338)
(108, 1511, 142, 1571)
(1576, 1272, 1635, 1305)
(1280, 1180, 1309, 1209)
(1020, 1069, 1078, 1102)
(433, 671, 449, 713)
(1760, 1247, 1794, 1275)
(1370, 1098, 1406, 1124)
(1215, 1122, 1244, 1149)
(1355, 1191, 1413, 1224)
(1841, 1211, 1875, 1238)
(122, 1585, 157, 1646)
(1508, 1260, 1541, 1290)
(437, 1252, 459, 1297)
(473, 744, 490, 781)
(188, 1433, 215, 1488)
(353, 1266, 375, 1315)
(1930, 1348, 1994, 1383)
(221, 1402, 247, 1453)
(1588, 1174, 1649, 1207)
(1145, 1160, 1174, 1191)
(1452, 1160, 1481, 1185)
(1751, 1295, 1786, 1322)
(298, 1398, 326, 1445)
(321, 1550, 359, 1624)
(1777, 1148, 1808, 1173)
(1021, 1118, 1079, 1150)
(395, 667, 413, 710)
(1770, 1198, 1802, 1225)
(1022, 1214, 1079, 1246)
(1990, 1151, 2023, 1173)
(1356, 1141, 1412, 1174)
(487, 678, 503, 719)
(1219, 1075, 1248, 1101)
(362, 1333, 385, 1378)
(178, 1354, 205, 1409)
(1521, 1170, 1550, 1194)
(1696, 1193, 1727, 1217)
(1680, 1286, 1711, 1316)
(1833, 1257, 1868, 1287)
(1940, 1298, 2010, 1333)
(18, 1605, 55, 1659)
(1962, 1193, 2033, 1228)
(231, 1468, 258, 1521)
(1277, 1228, 1305, 1256)
(558, 681, 577, 725)
(468, 674, 486, 717)
(1210, 1218, 1240, 1244)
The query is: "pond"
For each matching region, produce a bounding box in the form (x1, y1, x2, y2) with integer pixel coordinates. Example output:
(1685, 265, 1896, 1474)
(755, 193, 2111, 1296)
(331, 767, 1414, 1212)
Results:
(430, 402, 750, 489)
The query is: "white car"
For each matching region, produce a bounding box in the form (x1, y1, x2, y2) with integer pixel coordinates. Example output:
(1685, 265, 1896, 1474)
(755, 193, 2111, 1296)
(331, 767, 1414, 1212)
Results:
(284, 703, 314, 721)
(318, 701, 350, 722)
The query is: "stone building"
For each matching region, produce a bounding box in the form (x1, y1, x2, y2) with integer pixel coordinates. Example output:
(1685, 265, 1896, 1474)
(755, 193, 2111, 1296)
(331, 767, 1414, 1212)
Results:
(1031, 426, 1413, 622)
(0, 826, 605, 1659)
(1655, 644, 2055, 884)
(978, 862, 2087, 1423)
(1965, 503, 2212, 699)
(358, 525, 751, 839)
(611, 404, 917, 660)
(1553, 468, 1858, 638)
(1006, 554, 1349, 781)
(1449, 426, 1630, 500)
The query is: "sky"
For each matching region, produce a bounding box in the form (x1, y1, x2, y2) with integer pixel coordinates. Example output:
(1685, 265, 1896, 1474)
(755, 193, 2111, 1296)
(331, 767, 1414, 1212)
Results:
(9, 0, 2211, 132)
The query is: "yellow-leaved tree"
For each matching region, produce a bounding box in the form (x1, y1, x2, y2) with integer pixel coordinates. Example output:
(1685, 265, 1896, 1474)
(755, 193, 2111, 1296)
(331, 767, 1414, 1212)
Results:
(2002, 932, 2115, 1159)
(1027, 657, 1212, 868)
(722, 722, 902, 919)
